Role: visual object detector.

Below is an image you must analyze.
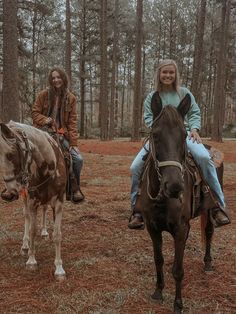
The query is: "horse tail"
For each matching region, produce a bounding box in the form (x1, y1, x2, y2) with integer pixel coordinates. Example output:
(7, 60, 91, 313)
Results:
(200, 211, 208, 247)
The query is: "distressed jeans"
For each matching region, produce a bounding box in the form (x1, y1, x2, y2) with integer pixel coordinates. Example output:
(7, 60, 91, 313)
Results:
(130, 138, 225, 210)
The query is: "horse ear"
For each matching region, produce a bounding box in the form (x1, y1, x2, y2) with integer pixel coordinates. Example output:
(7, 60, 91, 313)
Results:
(0, 123, 15, 140)
(177, 93, 191, 119)
(151, 91, 163, 119)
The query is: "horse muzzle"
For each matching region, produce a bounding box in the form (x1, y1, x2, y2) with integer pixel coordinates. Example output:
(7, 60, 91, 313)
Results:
(1, 188, 19, 202)
(162, 181, 184, 199)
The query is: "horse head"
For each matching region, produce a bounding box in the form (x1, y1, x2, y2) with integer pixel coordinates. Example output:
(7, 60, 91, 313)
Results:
(0, 122, 27, 201)
(150, 93, 191, 199)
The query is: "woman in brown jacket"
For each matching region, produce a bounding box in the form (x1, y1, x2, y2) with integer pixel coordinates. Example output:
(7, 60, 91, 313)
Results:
(32, 67, 84, 203)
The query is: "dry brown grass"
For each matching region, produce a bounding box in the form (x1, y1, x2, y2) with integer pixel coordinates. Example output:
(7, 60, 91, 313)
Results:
(0, 140, 235, 313)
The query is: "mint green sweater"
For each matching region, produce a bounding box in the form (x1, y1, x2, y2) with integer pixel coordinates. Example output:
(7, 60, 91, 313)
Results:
(143, 87, 201, 132)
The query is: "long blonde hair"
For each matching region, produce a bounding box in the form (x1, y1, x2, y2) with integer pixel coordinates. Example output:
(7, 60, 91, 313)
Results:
(154, 59, 180, 92)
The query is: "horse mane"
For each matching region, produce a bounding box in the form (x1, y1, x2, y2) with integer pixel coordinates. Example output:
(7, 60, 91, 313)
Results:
(158, 105, 184, 130)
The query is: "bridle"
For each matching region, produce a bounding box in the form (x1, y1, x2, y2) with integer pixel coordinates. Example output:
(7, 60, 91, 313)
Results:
(3, 130, 32, 188)
(145, 112, 186, 201)
(3, 129, 57, 193)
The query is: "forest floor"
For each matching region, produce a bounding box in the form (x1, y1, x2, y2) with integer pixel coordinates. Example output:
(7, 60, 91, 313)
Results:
(0, 139, 235, 314)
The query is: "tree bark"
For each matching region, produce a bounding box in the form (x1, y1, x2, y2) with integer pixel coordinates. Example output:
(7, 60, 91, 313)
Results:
(109, 0, 119, 140)
(191, 0, 206, 103)
(131, 0, 143, 141)
(65, 0, 72, 87)
(212, 0, 231, 141)
(100, 0, 108, 140)
(2, 0, 19, 122)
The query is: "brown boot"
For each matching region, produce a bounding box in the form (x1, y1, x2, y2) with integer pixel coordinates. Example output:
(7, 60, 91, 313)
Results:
(211, 207, 230, 228)
(72, 189, 84, 203)
(128, 213, 145, 230)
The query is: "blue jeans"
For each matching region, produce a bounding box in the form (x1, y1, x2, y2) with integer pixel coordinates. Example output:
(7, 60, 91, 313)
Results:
(61, 138, 83, 186)
(130, 139, 225, 209)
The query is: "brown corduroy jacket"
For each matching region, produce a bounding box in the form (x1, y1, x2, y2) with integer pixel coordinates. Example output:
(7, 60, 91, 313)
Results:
(32, 89, 78, 146)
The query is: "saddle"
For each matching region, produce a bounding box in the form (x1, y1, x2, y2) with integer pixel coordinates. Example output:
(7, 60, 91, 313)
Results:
(141, 145, 223, 218)
(42, 126, 84, 202)
(186, 146, 224, 218)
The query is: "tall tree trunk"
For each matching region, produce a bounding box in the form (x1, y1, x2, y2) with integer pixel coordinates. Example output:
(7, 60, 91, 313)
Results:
(109, 0, 119, 140)
(212, 0, 231, 141)
(79, 0, 86, 137)
(131, 0, 143, 141)
(100, 0, 108, 140)
(2, 0, 19, 122)
(32, 0, 38, 103)
(169, 2, 175, 59)
(65, 0, 72, 87)
(120, 48, 127, 136)
(191, 0, 206, 103)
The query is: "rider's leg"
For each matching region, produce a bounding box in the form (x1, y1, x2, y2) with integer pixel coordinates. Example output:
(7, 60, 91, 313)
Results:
(70, 148, 84, 202)
(128, 143, 149, 229)
(186, 137, 230, 227)
(62, 138, 84, 202)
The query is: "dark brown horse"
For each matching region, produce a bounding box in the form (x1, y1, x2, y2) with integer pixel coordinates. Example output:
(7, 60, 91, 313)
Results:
(134, 93, 222, 313)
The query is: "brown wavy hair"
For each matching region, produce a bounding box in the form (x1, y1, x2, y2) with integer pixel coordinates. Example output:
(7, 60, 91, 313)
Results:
(48, 67, 69, 91)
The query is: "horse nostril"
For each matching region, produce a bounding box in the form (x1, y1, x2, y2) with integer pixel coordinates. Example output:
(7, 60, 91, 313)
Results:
(165, 181, 184, 199)
(1, 189, 19, 202)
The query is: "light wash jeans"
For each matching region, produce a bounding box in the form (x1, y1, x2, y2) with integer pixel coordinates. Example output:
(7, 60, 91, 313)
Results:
(130, 139, 225, 209)
(61, 137, 83, 186)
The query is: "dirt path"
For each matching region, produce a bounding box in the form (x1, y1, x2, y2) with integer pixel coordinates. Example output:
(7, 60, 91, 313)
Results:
(0, 139, 235, 313)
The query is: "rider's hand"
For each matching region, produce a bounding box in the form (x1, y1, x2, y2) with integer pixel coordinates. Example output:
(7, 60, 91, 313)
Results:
(188, 129, 202, 143)
(45, 117, 53, 126)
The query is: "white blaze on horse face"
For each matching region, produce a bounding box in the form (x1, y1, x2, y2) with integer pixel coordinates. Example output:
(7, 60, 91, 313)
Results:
(0, 138, 18, 190)
(2, 157, 21, 192)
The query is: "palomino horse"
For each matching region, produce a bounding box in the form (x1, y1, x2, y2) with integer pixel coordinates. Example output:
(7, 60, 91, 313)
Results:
(0, 121, 67, 279)
(134, 93, 222, 313)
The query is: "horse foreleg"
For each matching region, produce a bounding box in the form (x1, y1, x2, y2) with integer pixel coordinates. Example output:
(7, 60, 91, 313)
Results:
(203, 213, 214, 271)
(172, 223, 190, 314)
(26, 206, 38, 270)
(52, 200, 65, 280)
(147, 226, 164, 302)
(41, 205, 49, 237)
(20, 199, 30, 256)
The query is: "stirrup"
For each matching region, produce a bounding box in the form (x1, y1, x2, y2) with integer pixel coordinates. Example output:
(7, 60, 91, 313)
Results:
(210, 207, 230, 228)
(128, 213, 145, 230)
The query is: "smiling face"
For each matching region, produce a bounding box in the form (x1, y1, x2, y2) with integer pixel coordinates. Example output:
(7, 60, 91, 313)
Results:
(51, 71, 64, 90)
(159, 64, 176, 89)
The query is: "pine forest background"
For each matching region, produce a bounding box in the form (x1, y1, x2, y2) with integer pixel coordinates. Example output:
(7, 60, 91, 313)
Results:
(0, 0, 235, 141)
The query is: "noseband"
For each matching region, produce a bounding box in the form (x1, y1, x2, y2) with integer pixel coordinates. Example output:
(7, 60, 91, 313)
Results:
(3, 129, 59, 193)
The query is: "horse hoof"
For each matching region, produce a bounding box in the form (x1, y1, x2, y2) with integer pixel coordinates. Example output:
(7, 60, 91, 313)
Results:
(174, 308, 182, 314)
(174, 300, 183, 314)
(41, 230, 49, 238)
(26, 263, 38, 271)
(20, 247, 29, 256)
(55, 274, 66, 282)
(150, 291, 163, 303)
(204, 261, 214, 272)
(204, 265, 214, 272)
